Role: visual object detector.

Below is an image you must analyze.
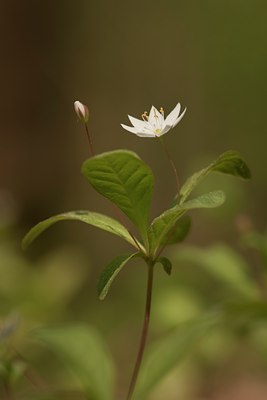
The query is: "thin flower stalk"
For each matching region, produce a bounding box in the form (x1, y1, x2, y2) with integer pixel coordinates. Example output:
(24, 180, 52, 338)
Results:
(74, 100, 95, 156)
(158, 136, 180, 195)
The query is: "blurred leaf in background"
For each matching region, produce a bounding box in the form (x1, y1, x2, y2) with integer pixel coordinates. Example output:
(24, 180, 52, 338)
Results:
(36, 324, 114, 400)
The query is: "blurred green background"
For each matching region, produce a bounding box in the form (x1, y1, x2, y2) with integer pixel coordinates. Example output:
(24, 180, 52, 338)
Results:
(0, 1, 267, 399)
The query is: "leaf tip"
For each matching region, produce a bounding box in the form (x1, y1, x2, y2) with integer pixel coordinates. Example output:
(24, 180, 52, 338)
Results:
(213, 190, 226, 207)
(240, 162, 252, 180)
(97, 287, 107, 301)
(21, 234, 30, 251)
(157, 257, 173, 276)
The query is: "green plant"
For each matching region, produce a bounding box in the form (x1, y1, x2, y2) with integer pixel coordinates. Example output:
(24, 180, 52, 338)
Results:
(22, 101, 250, 400)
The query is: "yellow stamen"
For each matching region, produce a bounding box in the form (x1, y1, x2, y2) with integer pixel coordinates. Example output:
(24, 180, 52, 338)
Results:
(160, 107, 164, 117)
(142, 111, 149, 121)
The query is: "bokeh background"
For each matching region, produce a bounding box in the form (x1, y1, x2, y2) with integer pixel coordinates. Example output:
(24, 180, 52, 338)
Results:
(0, 1, 267, 399)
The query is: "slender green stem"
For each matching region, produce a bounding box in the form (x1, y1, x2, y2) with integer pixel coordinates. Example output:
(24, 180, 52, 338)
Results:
(84, 123, 95, 157)
(126, 261, 154, 400)
(159, 137, 180, 196)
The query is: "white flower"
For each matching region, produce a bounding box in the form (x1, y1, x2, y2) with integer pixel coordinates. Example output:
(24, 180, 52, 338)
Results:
(121, 103, 186, 138)
(74, 100, 89, 123)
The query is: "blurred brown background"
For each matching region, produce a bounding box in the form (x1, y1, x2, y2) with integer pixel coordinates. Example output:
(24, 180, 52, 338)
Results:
(0, 1, 266, 398)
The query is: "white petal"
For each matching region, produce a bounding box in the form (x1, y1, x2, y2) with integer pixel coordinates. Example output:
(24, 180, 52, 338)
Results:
(172, 107, 187, 128)
(134, 131, 157, 138)
(143, 120, 155, 132)
(120, 123, 138, 134)
(148, 105, 155, 123)
(151, 106, 162, 121)
(132, 125, 157, 137)
(155, 107, 164, 126)
(158, 125, 172, 136)
(148, 106, 163, 130)
(164, 103, 181, 126)
(121, 124, 156, 137)
(128, 115, 147, 130)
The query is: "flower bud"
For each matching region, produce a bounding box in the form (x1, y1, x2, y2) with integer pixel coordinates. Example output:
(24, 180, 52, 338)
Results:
(74, 100, 89, 123)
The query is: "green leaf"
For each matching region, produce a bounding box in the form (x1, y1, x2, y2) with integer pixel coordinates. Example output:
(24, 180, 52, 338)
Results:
(22, 210, 141, 250)
(148, 191, 225, 256)
(157, 257, 172, 275)
(98, 253, 139, 300)
(82, 150, 154, 241)
(223, 300, 267, 323)
(161, 215, 191, 246)
(180, 150, 251, 203)
(133, 314, 218, 400)
(172, 244, 257, 299)
(36, 324, 114, 400)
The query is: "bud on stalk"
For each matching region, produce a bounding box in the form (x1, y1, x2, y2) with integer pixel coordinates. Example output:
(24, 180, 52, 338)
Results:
(74, 100, 89, 123)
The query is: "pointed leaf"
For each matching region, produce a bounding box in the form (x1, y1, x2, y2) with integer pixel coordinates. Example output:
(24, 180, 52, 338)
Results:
(148, 191, 225, 255)
(36, 324, 114, 400)
(82, 150, 154, 241)
(161, 215, 191, 246)
(157, 257, 172, 275)
(180, 150, 251, 203)
(22, 210, 140, 250)
(98, 253, 139, 300)
(133, 314, 218, 400)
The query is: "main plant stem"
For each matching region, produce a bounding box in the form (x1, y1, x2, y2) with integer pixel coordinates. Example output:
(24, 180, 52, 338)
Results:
(126, 261, 154, 400)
